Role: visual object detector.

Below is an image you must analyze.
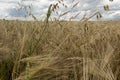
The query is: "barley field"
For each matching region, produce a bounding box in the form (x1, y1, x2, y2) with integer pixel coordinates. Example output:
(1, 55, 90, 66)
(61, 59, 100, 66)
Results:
(0, 20, 120, 80)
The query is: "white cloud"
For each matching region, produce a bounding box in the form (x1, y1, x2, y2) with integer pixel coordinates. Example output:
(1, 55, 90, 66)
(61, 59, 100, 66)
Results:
(0, 0, 119, 20)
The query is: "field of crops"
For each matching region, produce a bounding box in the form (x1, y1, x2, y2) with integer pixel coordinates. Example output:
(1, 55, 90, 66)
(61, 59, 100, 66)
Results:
(0, 20, 120, 80)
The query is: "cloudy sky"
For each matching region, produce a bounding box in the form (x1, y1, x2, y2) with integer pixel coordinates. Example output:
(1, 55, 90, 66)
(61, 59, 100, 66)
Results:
(0, 0, 120, 21)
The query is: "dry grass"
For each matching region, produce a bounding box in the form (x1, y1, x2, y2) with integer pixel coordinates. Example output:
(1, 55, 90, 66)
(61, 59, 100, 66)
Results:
(0, 20, 120, 80)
